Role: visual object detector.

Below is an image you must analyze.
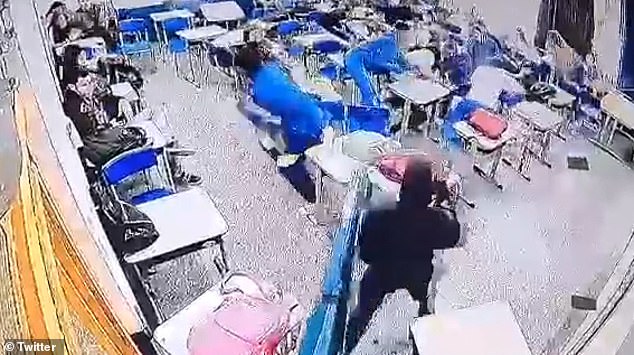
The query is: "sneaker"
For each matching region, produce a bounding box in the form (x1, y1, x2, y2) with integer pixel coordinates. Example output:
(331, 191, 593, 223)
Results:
(276, 153, 300, 168)
(185, 174, 202, 185)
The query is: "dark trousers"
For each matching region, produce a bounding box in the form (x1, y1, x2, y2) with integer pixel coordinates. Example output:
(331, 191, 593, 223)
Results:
(344, 266, 430, 353)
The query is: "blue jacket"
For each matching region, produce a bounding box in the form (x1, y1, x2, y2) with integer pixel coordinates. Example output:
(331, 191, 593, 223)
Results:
(252, 63, 329, 153)
(345, 34, 408, 107)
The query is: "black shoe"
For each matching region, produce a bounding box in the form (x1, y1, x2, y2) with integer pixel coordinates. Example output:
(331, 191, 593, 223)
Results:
(185, 174, 202, 186)
(176, 173, 202, 186)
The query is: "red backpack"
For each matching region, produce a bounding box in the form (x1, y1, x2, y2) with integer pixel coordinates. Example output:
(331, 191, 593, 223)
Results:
(468, 109, 508, 139)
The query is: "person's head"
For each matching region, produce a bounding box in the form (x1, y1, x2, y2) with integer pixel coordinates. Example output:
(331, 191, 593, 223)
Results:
(73, 70, 94, 96)
(235, 43, 265, 75)
(46, 2, 70, 29)
(399, 156, 434, 208)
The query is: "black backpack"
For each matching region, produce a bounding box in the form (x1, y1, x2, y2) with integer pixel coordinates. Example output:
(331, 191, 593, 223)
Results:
(82, 126, 147, 167)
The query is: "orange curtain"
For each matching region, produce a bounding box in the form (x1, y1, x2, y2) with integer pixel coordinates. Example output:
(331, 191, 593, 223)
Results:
(0, 89, 140, 354)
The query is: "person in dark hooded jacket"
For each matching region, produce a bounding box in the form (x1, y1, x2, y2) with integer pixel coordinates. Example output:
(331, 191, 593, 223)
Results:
(344, 157, 461, 354)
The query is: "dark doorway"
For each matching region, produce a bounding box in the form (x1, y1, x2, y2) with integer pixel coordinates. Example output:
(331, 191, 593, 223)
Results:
(619, 0, 634, 99)
(535, 0, 595, 56)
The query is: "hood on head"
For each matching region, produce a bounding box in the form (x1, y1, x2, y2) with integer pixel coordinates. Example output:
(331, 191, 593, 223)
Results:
(399, 156, 434, 207)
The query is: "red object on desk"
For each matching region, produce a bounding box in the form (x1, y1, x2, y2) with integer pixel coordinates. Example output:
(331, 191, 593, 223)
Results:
(468, 109, 508, 140)
(378, 155, 412, 183)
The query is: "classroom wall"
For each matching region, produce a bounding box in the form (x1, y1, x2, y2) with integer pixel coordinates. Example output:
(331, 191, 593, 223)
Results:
(10, 0, 146, 335)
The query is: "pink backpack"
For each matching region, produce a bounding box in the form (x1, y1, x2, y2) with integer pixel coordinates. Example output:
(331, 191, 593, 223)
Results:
(187, 274, 296, 355)
(378, 155, 412, 183)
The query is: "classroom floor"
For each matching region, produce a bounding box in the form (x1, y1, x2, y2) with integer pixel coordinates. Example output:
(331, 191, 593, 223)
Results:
(129, 57, 634, 354)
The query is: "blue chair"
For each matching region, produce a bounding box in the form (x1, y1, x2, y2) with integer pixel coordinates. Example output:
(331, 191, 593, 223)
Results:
(161, 17, 191, 71)
(100, 146, 230, 286)
(347, 106, 391, 135)
(102, 147, 176, 207)
(118, 18, 154, 59)
(117, 4, 169, 41)
(277, 20, 304, 37)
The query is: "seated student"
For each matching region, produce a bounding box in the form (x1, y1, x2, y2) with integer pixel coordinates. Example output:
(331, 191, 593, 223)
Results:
(61, 44, 84, 89)
(63, 70, 103, 138)
(65, 71, 201, 185)
(46, 1, 73, 44)
(72, 0, 117, 50)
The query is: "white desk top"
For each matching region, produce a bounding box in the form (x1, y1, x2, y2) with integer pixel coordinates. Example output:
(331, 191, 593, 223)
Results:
(209, 29, 244, 47)
(410, 301, 531, 355)
(124, 187, 228, 263)
(289, 66, 341, 101)
(345, 20, 370, 39)
(601, 92, 634, 130)
(149, 9, 195, 22)
(200, 1, 246, 22)
(55, 37, 106, 56)
(305, 138, 365, 184)
(293, 32, 349, 48)
(327, 53, 345, 67)
(126, 117, 171, 149)
(177, 25, 227, 42)
(153, 274, 303, 354)
(515, 101, 562, 131)
(71, 36, 105, 48)
(112, 0, 164, 10)
(388, 76, 450, 106)
(110, 82, 139, 101)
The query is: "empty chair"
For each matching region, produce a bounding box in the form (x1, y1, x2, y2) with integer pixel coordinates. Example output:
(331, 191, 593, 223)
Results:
(117, 18, 154, 59)
(99, 146, 229, 317)
(162, 17, 191, 72)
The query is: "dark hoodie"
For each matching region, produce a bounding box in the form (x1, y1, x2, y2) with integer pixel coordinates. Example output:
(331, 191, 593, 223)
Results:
(358, 157, 460, 281)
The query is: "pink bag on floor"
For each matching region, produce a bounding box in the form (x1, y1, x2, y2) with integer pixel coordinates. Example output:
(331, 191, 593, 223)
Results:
(187, 274, 293, 355)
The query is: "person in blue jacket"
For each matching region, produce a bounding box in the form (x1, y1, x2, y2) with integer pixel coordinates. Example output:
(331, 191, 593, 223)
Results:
(344, 33, 409, 107)
(236, 43, 332, 160)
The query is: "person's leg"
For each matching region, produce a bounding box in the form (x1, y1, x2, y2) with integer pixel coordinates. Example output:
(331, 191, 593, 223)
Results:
(166, 144, 202, 186)
(406, 280, 431, 317)
(344, 267, 391, 354)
